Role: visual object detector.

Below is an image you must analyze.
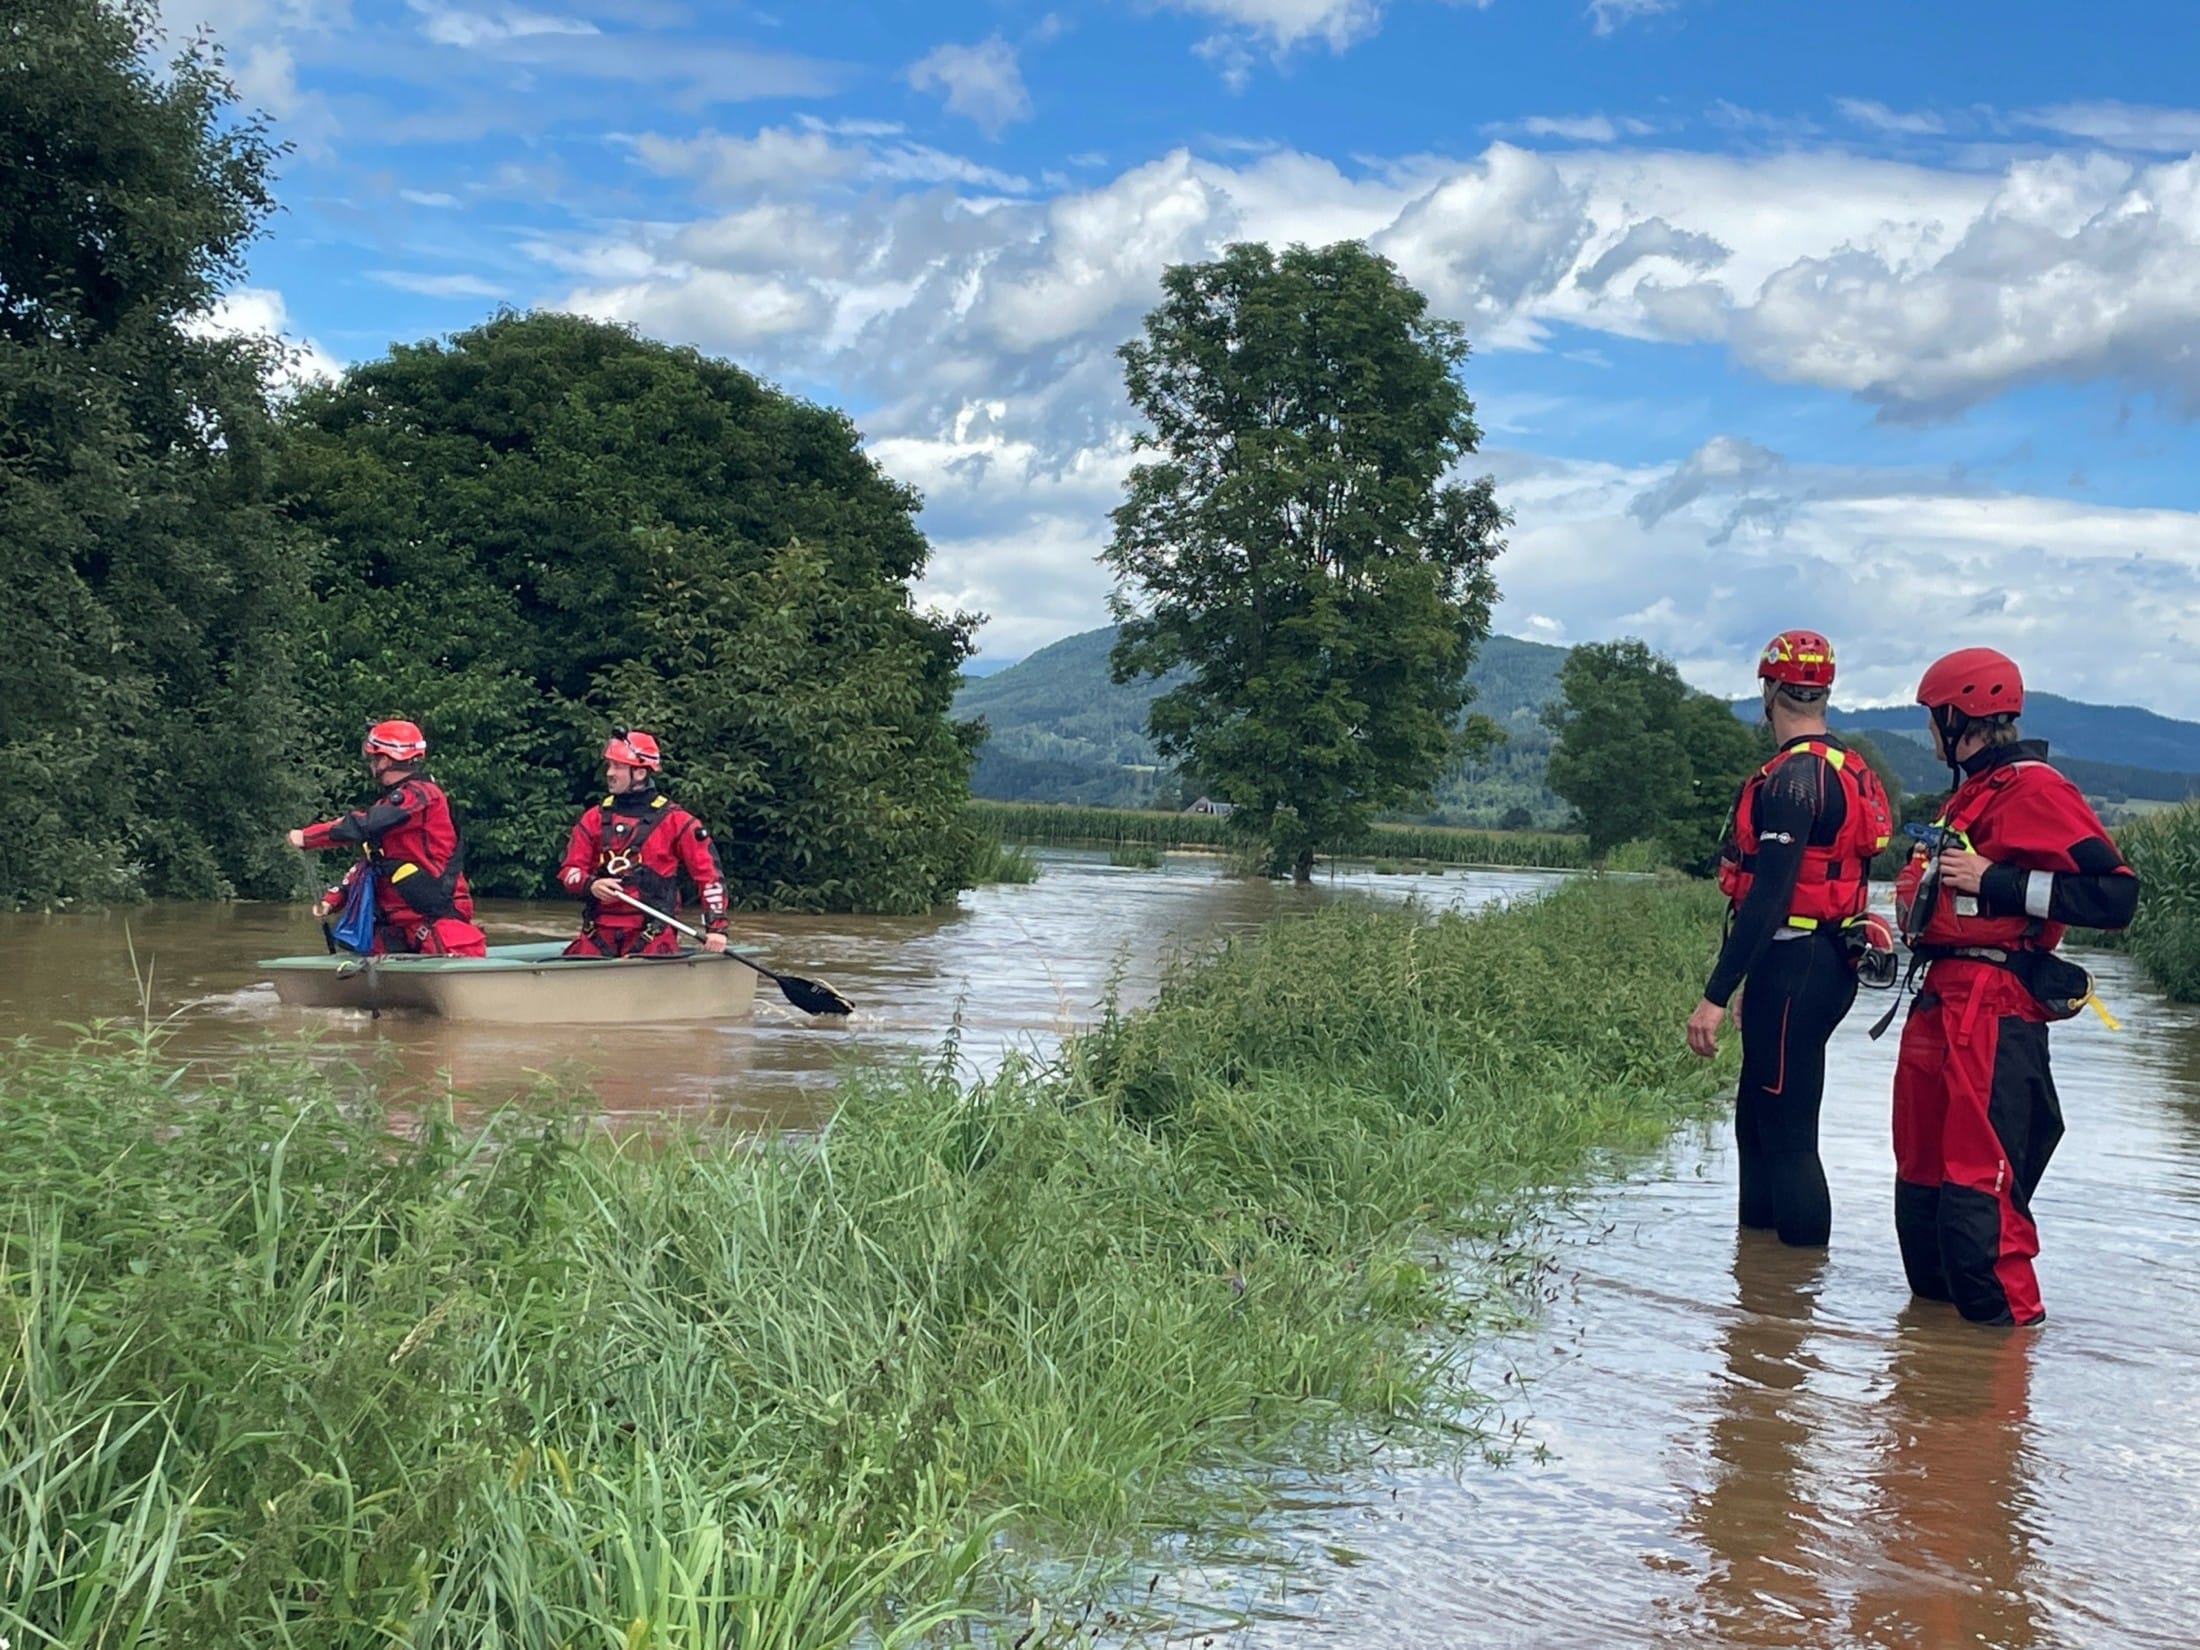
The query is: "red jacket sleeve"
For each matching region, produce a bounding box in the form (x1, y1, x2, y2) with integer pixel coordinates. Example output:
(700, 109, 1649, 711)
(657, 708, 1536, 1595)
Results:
(673, 812, 729, 931)
(300, 784, 428, 850)
(558, 808, 603, 899)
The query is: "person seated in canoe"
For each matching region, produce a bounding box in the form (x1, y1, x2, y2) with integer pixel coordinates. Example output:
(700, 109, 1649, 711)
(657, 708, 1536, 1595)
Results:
(287, 719, 489, 956)
(557, 727, 731, 958)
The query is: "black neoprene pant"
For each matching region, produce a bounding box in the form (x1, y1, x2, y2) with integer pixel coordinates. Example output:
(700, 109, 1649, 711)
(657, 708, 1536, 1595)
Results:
(1735, 929, 1860, 1247)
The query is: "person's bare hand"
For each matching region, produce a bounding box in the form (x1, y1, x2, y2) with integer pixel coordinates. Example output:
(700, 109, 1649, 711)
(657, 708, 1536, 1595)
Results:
(590, 877, 626, 904)
(1686, 998, 1726, 1058)
(287, 828, 307, 849)
(1939, 848, 1992, 895)
(311, 896, 334, 919)
(703, 933, 729, 954)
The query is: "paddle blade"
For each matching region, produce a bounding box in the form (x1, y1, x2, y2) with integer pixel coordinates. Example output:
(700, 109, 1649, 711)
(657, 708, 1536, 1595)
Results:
(775, 972, 854, 1017)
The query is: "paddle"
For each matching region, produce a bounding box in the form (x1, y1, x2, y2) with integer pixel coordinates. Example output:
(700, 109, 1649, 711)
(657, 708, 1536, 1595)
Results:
(607, 889, 855, 1017)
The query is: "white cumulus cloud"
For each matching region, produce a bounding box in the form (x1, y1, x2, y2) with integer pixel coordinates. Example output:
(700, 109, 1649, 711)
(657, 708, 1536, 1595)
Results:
(907, 37, 1033, 138)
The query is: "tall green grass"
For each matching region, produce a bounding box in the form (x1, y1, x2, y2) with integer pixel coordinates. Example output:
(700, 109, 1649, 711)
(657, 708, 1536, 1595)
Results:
(969, 801, 1591, 870)
(2095, 801, 2200, 998)
(1, 881, 1726, 1647)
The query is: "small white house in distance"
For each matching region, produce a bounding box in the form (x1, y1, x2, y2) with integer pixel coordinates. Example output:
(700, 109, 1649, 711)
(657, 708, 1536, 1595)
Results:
(1185, 797, 1233, 817)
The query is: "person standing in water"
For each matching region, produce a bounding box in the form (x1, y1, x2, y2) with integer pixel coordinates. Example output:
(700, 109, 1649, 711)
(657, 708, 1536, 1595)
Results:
(1688, 630, 1893, 1247)
(1891, 648, 2135, 1325)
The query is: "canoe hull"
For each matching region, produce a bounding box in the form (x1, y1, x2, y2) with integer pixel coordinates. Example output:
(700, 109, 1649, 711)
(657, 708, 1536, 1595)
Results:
(259, 941, 760, 1024)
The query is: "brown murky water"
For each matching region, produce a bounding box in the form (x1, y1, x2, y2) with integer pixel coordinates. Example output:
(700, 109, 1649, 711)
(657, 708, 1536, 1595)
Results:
(1172, 945, 2200, 1649)
(4, 859, 2193, 1645)
(0, 849, 1552, 1128)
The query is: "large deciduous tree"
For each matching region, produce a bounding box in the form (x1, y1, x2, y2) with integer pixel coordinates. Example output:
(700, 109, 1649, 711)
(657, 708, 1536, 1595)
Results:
(1, 0, 308, 907)
(1542, 640, 1769, 863)
(281, 311, 982, 912)
(1103, 241, 1509, 882)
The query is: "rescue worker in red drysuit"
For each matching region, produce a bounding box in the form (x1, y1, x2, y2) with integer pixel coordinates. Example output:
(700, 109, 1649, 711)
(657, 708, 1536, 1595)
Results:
(1891, 648, 2136, 1326)
(557, 727, 730, 958)
(287, 720, 489, 956)
(1689, 630, 1894, 1247)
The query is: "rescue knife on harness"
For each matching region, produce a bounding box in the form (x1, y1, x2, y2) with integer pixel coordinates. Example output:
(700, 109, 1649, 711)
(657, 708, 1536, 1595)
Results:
(606, 889, 854, 1017)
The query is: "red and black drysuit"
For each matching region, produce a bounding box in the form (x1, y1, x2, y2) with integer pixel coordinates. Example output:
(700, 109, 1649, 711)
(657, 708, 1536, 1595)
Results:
(301, 775, 488, 956)
(1709, 736, 1889, 1247)
(1891, 740, 2135, 1326)
(557, 787, 728, 957)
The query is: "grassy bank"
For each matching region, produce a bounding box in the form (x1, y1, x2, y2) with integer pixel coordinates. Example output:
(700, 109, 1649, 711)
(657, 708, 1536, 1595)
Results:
(1, 881, 1725, 1647)
(969, 800, 1591, 871)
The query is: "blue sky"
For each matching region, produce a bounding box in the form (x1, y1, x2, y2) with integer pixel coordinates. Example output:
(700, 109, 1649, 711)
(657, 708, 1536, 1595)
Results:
(171, 0, 2200, 711)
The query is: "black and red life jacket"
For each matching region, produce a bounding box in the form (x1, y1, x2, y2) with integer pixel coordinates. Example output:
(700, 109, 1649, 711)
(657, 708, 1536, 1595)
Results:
(1716, 739, 1894, 930)
(369, 779, 470, 923)
(1895, 757, 2062, 952)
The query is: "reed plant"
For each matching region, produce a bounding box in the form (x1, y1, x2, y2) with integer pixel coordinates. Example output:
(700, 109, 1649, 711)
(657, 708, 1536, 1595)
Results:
(966, 826, 1041, 885)
(2095, 801, 2200, 998)
(1, 881, 1725, 1647)
(1107, 843, 1165, 869)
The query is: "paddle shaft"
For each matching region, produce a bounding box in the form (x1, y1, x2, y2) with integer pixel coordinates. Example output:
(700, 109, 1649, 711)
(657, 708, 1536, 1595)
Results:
(607, 889, 742, 959)
(604, 890, 853, 1016)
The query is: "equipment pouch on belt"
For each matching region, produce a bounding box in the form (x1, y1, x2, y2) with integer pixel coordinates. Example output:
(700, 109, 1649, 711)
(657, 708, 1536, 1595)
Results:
(2001, 948, 2098, 1023)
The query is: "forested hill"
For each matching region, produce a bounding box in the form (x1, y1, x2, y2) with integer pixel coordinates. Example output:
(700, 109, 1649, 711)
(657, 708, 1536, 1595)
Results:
(960, 627, 2200, 821)
(955, 628, 1572, 825)
(1826, 694, 2200, 775)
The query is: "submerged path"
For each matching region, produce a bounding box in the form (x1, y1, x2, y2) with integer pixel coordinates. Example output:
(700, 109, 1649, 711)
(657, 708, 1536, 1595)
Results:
(1184, 946, 2200, 1649)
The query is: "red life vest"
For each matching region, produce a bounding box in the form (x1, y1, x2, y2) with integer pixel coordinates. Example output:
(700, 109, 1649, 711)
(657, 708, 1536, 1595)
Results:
(1895, 760, 2061, 952)
(368, 779, 471, 923)
(1716, 740, 1894, 929)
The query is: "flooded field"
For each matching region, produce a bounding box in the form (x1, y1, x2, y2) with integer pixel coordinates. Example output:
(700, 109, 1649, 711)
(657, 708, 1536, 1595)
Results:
(1171, 946, 2200, 1650)
(0, 850, 1556, 1126)
(3, 859, 2193, 1646)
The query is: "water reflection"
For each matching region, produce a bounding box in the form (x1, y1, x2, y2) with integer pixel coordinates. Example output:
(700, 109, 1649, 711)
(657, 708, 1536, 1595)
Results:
(1846, 1308, 2043, 1650)
(1679, 1237, 1837, 1647)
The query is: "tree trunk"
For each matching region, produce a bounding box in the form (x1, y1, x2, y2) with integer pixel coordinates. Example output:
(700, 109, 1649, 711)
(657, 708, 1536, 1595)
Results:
(1293, 846, 1315, 884)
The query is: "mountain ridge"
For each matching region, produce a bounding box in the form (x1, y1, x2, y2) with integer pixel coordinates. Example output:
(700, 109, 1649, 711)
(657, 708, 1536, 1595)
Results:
(955, 627, 2200, 817)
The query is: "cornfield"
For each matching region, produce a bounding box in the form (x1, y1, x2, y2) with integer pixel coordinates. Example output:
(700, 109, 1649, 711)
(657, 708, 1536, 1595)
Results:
(968, 801, 1592, 870)
(2100, 802, 2200, 1000)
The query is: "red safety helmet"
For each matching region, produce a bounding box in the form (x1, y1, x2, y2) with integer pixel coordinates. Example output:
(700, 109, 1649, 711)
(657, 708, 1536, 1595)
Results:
(362, 719, 428, 761)
(1915, 647, 2023, 718)
(1757, 629, 1837, 690)
(603, 727, 662, 771)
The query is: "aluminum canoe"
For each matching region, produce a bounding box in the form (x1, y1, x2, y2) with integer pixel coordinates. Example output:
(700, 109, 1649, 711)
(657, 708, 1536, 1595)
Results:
(257, 941, 761, 1024)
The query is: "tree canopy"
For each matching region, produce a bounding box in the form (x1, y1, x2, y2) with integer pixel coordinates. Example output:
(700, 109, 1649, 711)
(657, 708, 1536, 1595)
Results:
(1542, 641, 1768, 863)
(281, 311, 983, 913)
(1, 0, 308, 906)
(1103, 241, 1509, 881)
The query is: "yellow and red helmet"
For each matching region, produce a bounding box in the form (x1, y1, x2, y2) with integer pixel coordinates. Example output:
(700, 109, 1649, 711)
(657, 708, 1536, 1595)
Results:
(1758, 629, 1836, 690)
(603, 727, 662, 772)
(362, 719, 428, 761)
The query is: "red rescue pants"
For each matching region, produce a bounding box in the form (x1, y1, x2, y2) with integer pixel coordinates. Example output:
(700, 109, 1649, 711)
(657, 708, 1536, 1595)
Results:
(564, 918, 681, 959)
(373, 916, 488, 957)
(1891, 961, 2064, 1326)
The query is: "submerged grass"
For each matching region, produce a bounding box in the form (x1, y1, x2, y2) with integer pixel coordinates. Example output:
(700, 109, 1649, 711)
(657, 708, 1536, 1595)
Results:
(1, 880, 1727, 1647)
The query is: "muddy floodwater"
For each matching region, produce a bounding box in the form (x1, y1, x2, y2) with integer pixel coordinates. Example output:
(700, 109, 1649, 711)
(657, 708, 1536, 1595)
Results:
(3, 856, 2195, 1646)
(1174, 944, 2200, 1650)
(0, 849, 1552, 1127)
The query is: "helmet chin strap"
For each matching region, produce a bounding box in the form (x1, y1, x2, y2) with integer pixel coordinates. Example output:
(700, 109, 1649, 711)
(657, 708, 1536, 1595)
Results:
(1932, 705, 1967, 785)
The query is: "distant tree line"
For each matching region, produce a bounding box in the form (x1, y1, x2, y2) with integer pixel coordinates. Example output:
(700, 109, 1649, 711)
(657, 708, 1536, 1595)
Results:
(3, 2, 981, 913)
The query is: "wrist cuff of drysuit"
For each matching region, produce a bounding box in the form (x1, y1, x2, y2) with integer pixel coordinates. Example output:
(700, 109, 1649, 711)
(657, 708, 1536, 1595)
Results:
(1979, 860, 2031, 916)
